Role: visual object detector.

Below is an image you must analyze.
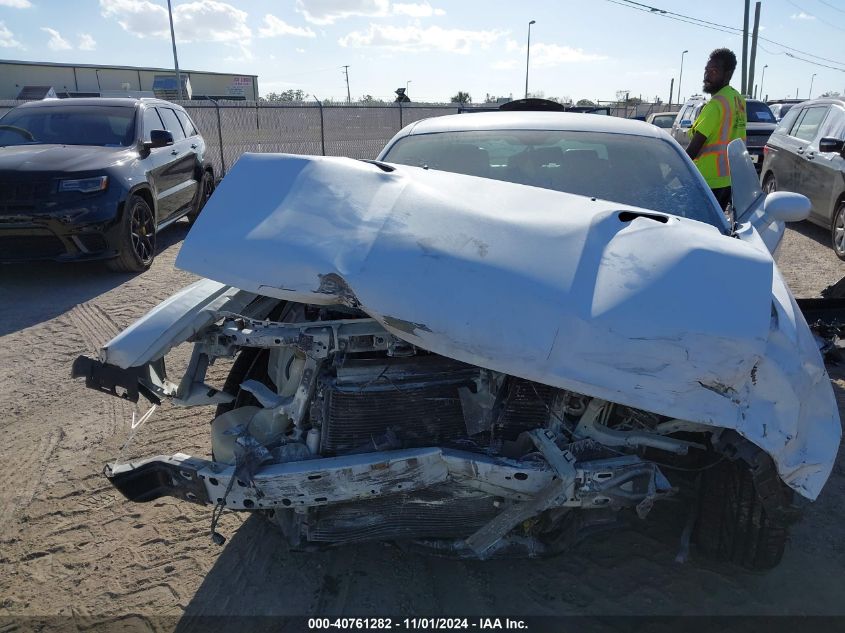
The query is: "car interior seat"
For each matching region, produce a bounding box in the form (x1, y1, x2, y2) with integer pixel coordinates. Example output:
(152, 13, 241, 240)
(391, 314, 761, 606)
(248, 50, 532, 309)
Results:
(432, 144, 491, 178)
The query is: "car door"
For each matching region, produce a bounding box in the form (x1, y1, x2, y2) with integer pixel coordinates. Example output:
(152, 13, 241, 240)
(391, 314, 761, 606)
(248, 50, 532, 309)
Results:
(790, 106, 832, 223)
(671, 104, 692, 146)
(775, 107, 819, 193)
(763, 107, 801, 193)
(139, 105, 175, 223)
(154, 106, 199, 222)
(802, 105, 845, 227)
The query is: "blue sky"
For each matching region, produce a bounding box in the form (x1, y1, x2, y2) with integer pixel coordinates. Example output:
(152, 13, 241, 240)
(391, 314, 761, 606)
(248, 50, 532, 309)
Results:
(1, 0, 844, 103)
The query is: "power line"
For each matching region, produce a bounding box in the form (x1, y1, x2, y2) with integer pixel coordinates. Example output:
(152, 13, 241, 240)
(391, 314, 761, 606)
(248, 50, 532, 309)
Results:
(786, 0, 845, 32)
(605, 0, 845, 69)
(817, 0, 845, 15)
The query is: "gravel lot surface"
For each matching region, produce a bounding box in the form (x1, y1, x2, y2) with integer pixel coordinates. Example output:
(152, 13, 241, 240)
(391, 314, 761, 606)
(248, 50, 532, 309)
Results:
(0, 218, 844, 631)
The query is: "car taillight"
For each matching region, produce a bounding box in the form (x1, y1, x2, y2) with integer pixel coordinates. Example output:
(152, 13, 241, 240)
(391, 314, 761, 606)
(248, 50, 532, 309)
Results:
(763, 145, 770, 158)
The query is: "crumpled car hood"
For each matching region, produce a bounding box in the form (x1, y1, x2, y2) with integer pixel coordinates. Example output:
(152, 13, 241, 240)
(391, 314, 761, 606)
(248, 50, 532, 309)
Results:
(177, 154, 839, 499)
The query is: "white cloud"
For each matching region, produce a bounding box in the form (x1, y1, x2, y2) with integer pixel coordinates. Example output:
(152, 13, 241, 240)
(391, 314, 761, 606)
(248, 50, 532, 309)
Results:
(392, 2, 444, 17)
(790, 12, 815, 20)
(0, 0, 32, 8)
(78, 33, 97, 50)
(503, 38, 606, 67)
(492, 60, 518, 70)
(223, 41, 254, 62)
(0, 21, 22, 48)
(99, 0, 169, 38)
(339, 24, 505, 53)
(41, 27, 72, 50)
(99, 0, 250, 42)
(258, 14, 316, 38)
(296, 0, 389, 25)
(296, 47, 306, 53)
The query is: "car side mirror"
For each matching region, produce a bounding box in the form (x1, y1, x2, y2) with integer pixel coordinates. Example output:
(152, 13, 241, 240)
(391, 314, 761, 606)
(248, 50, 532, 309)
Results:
(679, 119, 692, 128)
(763, 191, 811, 223)
(818, 136, 845, 154)
(144, 129, 174, 149)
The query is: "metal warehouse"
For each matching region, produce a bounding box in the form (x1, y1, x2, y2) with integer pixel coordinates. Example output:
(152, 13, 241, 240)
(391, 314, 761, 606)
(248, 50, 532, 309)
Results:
(0, 59, 258, 100)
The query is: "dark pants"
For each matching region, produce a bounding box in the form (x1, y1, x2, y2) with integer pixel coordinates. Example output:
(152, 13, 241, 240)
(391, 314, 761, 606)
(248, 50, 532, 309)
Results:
(711, 186, 732, 213)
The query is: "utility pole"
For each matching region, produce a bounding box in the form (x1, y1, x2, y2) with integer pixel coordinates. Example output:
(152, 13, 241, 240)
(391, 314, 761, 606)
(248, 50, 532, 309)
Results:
(166, 0, 183, 100)
(342, 65, 351, 104)
(525, 20, 536, 99)
(669, 78, 674, 107)
(748, 2, 761, 99)
(741, 0, 750, 95)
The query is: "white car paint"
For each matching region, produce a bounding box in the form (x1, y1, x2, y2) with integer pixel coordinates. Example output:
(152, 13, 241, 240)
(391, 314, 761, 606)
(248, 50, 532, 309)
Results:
(155, 151, 840, 500)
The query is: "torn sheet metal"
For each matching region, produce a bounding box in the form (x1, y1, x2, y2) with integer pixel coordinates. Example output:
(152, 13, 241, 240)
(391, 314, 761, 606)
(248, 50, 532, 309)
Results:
(107, 152, 832, 500)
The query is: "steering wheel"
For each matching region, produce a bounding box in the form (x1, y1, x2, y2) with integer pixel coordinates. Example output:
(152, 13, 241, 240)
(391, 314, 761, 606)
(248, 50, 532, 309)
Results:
(0, 124, 36, 141)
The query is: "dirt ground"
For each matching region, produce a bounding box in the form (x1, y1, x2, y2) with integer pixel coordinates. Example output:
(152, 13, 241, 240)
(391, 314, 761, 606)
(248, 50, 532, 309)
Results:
(1, 219, 844, 630)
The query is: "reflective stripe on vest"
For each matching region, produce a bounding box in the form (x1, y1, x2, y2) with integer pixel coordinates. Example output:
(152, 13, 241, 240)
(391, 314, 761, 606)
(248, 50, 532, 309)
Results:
(697, 95, 731, 178)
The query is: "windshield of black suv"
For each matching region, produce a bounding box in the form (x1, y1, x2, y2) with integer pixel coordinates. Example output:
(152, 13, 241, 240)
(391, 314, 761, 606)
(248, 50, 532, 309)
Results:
(0, 105, 137, 147)
(382, 129, 723, 227)
(747, 101, 776, 124)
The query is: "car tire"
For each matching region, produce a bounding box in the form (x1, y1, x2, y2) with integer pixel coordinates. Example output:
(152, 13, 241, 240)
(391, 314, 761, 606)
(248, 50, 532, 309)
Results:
(762, 172, 777, 194)
(106, 194, 156, 273)
(694, 454, 793, 571)
(831, 202, 845, 261)
(187, 170, 214, 226)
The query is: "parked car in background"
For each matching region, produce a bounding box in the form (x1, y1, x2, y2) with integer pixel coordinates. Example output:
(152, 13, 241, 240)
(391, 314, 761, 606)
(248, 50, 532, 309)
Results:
(646, 111, 679, 129)
(761, 97, 845, 258)
(669, 96, 706, 147)
(767, 99, 805, 122)
(670, 97, 776, 173)
(74, 112, 837, 572)
(0, 97, 214, 272)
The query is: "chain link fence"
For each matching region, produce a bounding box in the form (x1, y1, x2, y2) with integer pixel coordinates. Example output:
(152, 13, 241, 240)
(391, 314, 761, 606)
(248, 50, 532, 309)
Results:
(0, 99, 678, 179)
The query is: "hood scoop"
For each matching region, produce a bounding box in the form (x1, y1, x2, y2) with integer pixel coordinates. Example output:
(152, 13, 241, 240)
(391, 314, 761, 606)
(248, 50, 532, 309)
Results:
(618, 210, 669, 224)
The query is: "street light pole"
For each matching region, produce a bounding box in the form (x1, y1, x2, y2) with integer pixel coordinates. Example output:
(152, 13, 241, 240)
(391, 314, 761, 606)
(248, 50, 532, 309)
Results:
(760, 64, 768, 100)
(525, 20, 535, 99)
(809, 73, 817, 99)
(677, 49, 688, 106)
(166, 0, 183, 100)
(406, 80, 411, 99)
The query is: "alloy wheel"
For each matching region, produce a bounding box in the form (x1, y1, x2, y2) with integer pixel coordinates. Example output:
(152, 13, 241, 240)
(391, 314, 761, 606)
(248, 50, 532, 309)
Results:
(835, 208, 845, 256)
(130, 201, 155, 263)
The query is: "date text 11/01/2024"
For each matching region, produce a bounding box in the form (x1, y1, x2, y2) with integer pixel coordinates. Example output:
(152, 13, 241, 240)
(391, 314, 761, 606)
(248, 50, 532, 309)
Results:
(308, 618, 528, 630)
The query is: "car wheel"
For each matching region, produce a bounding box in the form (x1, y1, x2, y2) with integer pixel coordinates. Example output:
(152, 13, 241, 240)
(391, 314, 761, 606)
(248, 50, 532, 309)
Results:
(762, 172, 777, 194)
(106, 195, 156, 273)
(694, 454, 793, 571)
(831, 202, 845, 261)
(187, 170, 214, 226)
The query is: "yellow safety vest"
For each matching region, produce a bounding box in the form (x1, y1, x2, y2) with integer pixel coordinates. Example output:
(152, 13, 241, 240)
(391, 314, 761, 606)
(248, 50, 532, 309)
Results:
(689, 86, 746, 189)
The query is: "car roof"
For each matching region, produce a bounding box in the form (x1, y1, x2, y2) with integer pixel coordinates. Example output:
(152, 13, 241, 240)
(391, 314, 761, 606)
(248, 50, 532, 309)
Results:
(13, 97, 182, 109)
(401, 111, 666, 139)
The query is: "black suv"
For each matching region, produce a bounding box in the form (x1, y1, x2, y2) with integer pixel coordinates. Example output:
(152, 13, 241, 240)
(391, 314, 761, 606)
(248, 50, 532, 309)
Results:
(0, 97, 214, 272)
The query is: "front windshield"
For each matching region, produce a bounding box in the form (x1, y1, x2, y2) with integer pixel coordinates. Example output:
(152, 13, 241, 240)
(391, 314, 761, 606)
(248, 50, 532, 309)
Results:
(747, 101, 776, 124)
(383, 129, 722, 227)
(0, 105, 136, 147)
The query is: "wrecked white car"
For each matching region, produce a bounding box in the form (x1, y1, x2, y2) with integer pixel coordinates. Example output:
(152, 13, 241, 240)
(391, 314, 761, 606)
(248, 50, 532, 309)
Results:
(73, 113, 840, 570)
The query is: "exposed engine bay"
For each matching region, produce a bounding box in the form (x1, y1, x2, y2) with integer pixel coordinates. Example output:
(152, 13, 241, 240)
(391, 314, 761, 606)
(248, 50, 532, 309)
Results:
(79, 298, 765, 560)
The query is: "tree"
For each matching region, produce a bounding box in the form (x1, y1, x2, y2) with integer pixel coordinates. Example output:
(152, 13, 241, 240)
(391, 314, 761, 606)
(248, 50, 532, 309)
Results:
(262, 89, 306, 102)
(821, 90, 842, 98)
(450, 91, 472, 104)
(576, 98, 596, 106)
(360, 94, 386, 104)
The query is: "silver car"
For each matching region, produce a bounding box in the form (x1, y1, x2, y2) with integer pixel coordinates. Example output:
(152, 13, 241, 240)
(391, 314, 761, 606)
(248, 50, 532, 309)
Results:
(761, 98, 845, 258)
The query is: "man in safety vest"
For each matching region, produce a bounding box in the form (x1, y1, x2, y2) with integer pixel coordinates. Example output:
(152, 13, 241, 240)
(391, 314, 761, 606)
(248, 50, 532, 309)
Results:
(686, 48, 747, 212)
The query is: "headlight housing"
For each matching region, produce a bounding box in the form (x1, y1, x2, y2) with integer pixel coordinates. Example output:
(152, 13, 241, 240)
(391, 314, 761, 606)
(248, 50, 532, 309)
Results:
(58, 176, 109, 193)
